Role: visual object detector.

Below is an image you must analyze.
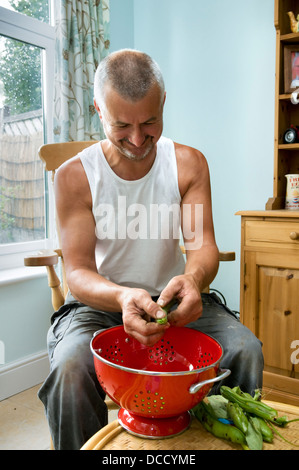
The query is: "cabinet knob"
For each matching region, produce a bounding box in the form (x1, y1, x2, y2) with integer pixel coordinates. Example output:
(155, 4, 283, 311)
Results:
(289, 231, 299, 240)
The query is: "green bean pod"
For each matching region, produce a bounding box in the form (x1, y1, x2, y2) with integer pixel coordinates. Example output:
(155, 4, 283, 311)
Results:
(253, 416, 274, 443)
(220, 386, 278, 421)
(155, 299, 176, 324)
(193, 402, 249, 450)
(232, 386, 261, 401)
(156, 313, 168, 325)
(227, 402, 249, 434)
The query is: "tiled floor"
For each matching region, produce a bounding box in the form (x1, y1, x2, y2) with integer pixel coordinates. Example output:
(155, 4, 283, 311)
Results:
(0, 384, 51, 450)
(0, 384, 119, 450)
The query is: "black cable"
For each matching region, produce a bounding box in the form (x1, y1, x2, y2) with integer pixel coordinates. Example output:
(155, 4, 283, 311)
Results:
(209, 288, 240, 320)
(209, 288, 227, 305)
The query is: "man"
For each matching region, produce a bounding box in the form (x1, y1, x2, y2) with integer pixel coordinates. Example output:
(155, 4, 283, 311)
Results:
(38, 49, 263, 450)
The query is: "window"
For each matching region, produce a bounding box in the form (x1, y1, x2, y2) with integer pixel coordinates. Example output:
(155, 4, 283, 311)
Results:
(0, 0, 50, 23)
(0, 2, 55, 270)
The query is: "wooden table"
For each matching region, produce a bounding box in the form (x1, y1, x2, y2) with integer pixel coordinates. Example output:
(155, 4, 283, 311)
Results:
(81, 401, 299, 450)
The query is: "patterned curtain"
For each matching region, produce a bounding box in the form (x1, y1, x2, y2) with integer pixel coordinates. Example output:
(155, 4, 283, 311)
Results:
(53, 0, 110, 142)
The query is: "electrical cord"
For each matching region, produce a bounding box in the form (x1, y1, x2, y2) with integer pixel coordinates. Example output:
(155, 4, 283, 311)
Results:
(209, 288, 240, 320)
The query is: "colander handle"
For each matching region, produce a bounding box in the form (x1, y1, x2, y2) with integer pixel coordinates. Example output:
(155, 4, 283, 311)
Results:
(189, 368, 231, 394)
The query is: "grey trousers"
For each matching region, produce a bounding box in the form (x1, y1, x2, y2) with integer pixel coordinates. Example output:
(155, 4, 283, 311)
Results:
(38, 293, 264, 450)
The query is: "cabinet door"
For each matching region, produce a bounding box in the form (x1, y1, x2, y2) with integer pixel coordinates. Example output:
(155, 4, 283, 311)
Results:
(243, 251, 299, 378)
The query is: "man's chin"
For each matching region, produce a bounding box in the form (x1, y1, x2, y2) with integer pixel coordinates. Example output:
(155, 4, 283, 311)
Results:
(119, 141, 154, 161)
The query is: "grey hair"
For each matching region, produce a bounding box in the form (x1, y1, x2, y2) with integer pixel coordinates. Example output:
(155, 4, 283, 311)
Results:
(94, 49, 165, 107)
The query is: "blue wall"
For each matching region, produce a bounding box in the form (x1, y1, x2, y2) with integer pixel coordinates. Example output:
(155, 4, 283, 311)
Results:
(110, 0, 134, 51)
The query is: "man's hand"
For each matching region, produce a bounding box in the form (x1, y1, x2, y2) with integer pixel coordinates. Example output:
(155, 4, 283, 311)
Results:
(157, 273, 202, 326)
(120, 288, 170, 346)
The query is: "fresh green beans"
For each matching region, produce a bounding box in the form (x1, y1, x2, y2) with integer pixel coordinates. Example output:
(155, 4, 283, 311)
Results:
(251, 416, 273, 443)
(192, 386, 299, 450)
(156, 316, 168, 324)
(220, 386, 279, 422)
(155, 299, 176, 324)
(232, 385, 261, 401)
(193, 401, 249, 450)
(227, 402, 248, 434)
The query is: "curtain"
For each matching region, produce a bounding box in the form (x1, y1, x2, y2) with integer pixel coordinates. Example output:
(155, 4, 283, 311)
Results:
(53, 0, 110, 142)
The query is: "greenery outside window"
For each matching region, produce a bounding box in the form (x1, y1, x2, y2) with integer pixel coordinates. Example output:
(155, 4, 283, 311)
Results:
(0, 1, 55, 270)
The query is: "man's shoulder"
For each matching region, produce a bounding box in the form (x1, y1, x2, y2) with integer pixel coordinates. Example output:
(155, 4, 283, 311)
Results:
(55, 154, 88, 197)
(56, 154, 83, 178)
(174, 141, 207, 168)
(56, 141, 101, 176)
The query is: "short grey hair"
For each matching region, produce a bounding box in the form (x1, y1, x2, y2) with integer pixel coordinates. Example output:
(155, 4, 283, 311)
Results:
(94, 49, 165, 107)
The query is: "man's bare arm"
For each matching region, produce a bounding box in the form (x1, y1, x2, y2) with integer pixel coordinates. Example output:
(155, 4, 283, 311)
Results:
(157, 144, 219, 326)
(182, 147, 219, 291)
(54, 158, 127, 311)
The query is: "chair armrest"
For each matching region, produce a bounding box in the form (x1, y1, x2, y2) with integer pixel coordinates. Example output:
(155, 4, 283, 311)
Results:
(180, 246, 235, 262)
(24, 249, 59, 267)
(219, 251, 235, 262)
(24, 249, 64, 311)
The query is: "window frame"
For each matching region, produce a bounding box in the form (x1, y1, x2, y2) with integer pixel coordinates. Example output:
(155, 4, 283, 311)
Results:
(0, 5, 55, 271)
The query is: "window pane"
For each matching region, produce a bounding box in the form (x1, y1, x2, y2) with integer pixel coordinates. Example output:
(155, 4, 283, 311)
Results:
(0, 0, 50, 23)
(0, 35, 45, 244)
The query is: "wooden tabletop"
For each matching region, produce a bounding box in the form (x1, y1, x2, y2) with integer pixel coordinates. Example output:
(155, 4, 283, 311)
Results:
(81, 400, 299, 451)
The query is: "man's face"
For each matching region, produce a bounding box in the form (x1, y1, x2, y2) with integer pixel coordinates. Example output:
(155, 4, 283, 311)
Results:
(96, 84, 166, 161)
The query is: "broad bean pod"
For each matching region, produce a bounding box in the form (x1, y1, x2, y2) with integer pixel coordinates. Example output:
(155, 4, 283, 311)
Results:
(227, 402, 249, 434)
(193, 401, 249, 450)
(220, 386, 281, 423)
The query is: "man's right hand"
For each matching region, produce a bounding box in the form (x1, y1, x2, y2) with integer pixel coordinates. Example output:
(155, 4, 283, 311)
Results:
(120, 288, 169, 346)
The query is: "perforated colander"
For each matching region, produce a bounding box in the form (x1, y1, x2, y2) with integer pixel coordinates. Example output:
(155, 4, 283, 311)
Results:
(91, 325, 230, 438)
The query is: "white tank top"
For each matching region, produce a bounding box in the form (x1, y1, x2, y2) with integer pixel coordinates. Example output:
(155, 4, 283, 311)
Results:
(79, 136, 185, 296)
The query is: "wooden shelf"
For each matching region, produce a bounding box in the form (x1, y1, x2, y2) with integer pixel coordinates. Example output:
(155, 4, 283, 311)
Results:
(268, 0, 299, 209)
(278, 143, 299, 149)
(280, 32, 299, 43)
(279, 93, 292, 100)
(240, 0, 299, 407)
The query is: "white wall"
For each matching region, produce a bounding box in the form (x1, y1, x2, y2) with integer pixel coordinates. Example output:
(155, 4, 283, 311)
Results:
(0, 273, 53, 398)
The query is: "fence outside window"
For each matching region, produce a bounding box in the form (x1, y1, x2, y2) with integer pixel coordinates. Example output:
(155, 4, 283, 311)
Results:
(0, 108, 45, 244)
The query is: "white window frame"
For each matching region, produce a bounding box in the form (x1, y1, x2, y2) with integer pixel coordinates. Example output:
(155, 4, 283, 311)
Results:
(0, 5, 55, 271)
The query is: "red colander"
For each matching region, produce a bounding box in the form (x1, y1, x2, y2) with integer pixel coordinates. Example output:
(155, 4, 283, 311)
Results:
(91, 325, 230, 438)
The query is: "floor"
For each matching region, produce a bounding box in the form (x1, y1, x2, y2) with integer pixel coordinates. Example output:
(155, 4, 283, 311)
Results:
(0, 384, 119, 450)
(0, 384, 51, 450)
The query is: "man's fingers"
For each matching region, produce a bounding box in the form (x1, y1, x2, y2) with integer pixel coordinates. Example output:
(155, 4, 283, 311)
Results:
(124, 318, 169, 346)
(143, 298, 168, 321)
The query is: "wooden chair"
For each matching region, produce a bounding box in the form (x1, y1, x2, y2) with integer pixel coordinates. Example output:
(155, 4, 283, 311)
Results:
(24, 140, 235, 310)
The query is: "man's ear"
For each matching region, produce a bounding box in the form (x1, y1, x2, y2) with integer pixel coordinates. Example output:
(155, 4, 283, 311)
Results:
(94, 99, 102, 120)
(161, 91, 166, 109)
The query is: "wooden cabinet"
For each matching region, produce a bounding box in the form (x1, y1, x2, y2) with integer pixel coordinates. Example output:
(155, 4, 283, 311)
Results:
(237, 210, 299, 406)
(267, 0, 299, 209)
(236, 1, 299, 406)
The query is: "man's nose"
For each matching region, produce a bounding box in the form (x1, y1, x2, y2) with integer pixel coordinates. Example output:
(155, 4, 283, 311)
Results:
(129, 127, 146, 147)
